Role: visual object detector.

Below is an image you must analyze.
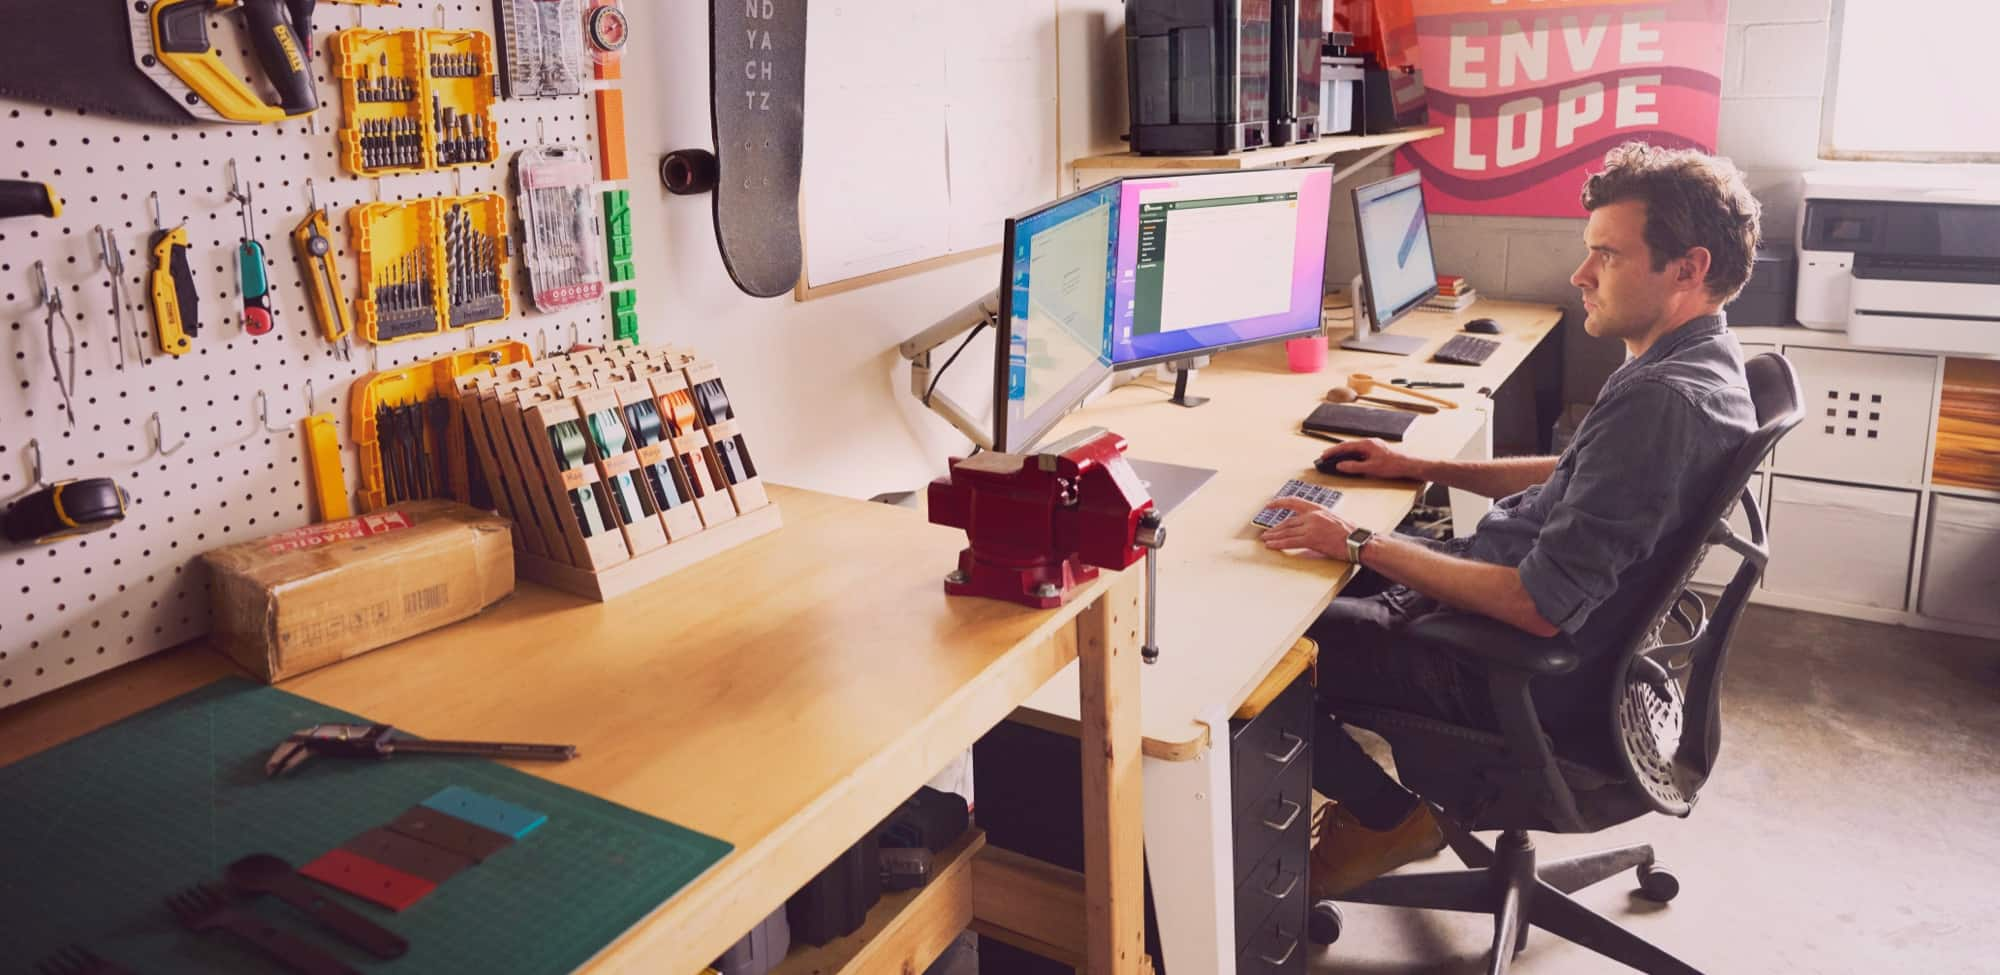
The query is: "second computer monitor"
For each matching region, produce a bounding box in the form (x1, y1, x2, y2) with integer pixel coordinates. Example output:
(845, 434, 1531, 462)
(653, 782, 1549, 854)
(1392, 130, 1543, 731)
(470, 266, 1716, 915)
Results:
(1344, 169, 1440, 355)
(1108, 166, 1335, 366)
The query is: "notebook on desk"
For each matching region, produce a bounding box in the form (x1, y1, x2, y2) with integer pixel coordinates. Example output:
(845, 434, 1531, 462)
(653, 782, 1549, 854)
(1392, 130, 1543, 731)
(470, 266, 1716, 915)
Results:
(1303, 402, 1417, 441)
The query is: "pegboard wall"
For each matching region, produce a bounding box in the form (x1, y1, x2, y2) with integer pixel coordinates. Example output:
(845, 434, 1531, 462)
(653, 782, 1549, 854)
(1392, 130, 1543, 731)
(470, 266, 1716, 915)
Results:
(0, 1, 630, 707)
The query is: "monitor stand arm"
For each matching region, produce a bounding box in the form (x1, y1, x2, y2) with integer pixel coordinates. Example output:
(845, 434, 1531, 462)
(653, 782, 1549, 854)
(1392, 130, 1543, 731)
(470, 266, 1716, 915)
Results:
(900, 289, 1003, 450)
(1337, 273, 1429, 356)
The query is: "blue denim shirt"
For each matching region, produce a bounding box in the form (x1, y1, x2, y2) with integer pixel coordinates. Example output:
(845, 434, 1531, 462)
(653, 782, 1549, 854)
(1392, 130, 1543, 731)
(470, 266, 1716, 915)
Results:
(1444, 313, 1756, 650)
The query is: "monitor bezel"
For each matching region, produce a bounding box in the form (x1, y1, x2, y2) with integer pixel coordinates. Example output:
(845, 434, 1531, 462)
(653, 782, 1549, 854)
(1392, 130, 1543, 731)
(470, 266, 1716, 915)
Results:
(1352, 169, 1441, 335)
(992, 179, 1121, 454)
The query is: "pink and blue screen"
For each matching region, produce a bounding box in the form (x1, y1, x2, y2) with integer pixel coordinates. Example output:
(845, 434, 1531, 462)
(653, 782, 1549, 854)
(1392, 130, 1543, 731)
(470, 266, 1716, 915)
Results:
(1107, 167, 1333, 364)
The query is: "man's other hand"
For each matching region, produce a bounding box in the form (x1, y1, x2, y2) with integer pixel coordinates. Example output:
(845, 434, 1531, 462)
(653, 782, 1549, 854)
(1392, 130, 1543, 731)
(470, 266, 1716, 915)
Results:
(1320, 438, 1423, 480)
(1261, 497, 1360, 558)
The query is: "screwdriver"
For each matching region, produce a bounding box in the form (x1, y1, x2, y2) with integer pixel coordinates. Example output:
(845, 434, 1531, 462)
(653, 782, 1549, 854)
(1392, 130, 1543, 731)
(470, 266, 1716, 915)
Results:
(146, 192, 197, 357)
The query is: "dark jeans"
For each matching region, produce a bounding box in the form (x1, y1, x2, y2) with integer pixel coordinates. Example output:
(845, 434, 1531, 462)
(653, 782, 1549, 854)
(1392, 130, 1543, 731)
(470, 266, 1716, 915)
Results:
(1306, 569, 1498, 827)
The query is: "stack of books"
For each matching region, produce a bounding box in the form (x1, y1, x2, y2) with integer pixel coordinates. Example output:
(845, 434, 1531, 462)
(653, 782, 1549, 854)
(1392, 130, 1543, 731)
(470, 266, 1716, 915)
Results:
(1424, 274, 1478, 312)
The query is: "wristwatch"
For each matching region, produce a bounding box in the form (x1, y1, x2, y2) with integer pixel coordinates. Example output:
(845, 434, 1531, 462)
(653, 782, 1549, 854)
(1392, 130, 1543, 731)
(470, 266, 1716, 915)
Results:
(1345, 526, 1375, 564)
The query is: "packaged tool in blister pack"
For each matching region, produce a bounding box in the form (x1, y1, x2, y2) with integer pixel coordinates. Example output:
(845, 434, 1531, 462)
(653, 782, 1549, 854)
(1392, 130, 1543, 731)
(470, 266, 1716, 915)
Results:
(496, 0, 586, 99)
(351, 199, 440, 343)
(336, 28, 429, 175)
(514, 146, 606, 311)
(423, 28, 499, 168)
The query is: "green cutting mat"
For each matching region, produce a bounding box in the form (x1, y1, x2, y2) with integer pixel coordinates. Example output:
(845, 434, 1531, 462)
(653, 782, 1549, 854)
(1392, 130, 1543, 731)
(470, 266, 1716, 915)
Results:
(0, 678, 732, 974)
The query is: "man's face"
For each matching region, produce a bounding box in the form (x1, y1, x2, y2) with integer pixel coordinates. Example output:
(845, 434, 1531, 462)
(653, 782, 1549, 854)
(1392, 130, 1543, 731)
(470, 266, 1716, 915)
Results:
(1570, 200, 1676, 341)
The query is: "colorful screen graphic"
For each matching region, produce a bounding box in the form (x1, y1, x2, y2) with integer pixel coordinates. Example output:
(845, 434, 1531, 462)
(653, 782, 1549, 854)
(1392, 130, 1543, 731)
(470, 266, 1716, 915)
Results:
(1108, 167, 1333, 364)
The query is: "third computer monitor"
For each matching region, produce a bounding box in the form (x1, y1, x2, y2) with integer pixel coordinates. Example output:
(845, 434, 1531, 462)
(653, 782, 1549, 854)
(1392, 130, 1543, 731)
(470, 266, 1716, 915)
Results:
(1109, 165, 1334, 366)
(1354, 169, 1441, 336)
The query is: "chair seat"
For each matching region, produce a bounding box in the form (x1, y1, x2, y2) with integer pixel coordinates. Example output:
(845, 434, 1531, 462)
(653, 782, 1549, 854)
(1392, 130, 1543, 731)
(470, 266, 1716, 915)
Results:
(1335, 703, 1658, 834)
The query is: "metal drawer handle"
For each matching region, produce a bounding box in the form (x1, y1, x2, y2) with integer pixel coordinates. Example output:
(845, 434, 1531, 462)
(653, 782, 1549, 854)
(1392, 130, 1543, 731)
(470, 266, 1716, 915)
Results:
(1258, 928, 1300, 966)
(1262, 867, 1299, 901)
(1261, 798, 1302, 832)
(1263, 731, 1305, 765)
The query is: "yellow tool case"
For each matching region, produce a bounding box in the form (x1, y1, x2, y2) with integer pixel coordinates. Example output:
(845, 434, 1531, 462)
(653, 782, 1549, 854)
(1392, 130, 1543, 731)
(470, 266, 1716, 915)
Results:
(335, 27, 499, 176)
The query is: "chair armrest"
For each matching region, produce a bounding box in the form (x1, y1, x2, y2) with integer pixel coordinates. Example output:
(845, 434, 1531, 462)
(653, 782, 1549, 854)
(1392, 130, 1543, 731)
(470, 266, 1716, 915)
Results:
(1405, 612, 1581, 676)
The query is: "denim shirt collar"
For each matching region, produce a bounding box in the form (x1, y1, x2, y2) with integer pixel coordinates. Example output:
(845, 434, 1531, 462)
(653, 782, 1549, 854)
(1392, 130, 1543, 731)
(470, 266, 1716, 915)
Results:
(1626, 311, 1728, 372)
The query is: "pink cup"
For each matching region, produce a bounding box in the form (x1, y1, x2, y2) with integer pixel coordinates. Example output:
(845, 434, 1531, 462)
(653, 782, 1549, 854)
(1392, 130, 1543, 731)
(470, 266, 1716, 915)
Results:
(1285, 335, 1327, 373)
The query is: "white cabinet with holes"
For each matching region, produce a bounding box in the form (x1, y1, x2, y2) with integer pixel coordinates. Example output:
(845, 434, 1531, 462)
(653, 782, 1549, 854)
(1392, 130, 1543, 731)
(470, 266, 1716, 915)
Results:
(1716, 328, 2000, 640)
(1772, 347, 1938, 487)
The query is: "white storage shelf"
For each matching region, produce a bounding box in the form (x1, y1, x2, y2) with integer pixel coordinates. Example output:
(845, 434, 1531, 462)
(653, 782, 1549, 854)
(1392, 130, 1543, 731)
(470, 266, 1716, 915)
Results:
(1707, 330, 2000, 641)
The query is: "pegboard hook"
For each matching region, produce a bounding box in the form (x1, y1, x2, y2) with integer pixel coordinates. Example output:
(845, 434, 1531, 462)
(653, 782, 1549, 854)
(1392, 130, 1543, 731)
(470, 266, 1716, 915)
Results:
(435, 3, 446, 28)
(149, 412, 185, 456)
(23, 438, 47, 489)
(305, 378, 316, 414)
(225, 158, 246, 205)
(254, 390, 290, 435)
(537, 328, 549, 359)
(306, 177, 319, 214)
(537, 118, 547, 144)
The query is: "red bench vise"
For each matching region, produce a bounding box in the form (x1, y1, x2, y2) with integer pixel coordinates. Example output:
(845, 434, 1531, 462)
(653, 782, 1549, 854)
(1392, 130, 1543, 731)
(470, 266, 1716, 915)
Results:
(929, 427, 1167, 661)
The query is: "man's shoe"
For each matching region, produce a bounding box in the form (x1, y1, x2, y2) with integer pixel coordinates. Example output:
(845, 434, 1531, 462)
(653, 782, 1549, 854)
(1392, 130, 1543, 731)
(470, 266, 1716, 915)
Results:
(1308, 800, 1446, 900)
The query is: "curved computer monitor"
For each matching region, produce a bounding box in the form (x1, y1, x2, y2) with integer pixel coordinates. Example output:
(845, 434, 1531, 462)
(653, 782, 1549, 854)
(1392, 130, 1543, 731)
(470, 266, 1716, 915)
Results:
(992, 181, 1122, 454)
(1343, 169, 1440, 356)
(1108, 165, 1335, 367)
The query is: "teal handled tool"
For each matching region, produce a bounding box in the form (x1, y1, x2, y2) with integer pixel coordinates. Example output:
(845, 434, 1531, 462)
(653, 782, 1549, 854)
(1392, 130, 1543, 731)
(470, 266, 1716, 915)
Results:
(227, 162, 276, 336)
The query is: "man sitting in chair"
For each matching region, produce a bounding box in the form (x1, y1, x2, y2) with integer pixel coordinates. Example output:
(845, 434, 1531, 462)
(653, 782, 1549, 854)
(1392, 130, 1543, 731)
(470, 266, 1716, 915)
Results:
(1258, 143, 1763, 899)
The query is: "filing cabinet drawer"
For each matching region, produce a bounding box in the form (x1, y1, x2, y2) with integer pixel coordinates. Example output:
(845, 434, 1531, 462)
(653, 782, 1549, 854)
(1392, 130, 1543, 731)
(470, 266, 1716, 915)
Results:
(1233, 750, 1310, 891)
(1764, 477, 1917, 610)
(1774, 347, 1936, 486)
(1234, 822, 1309, 955)
(1237, 897, 1308, 975)
(1231, 677, 1313, 819)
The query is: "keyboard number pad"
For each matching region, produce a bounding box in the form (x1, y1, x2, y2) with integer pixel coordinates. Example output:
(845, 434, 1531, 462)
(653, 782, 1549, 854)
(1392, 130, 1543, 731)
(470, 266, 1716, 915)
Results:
(1252, 479, 1343, 529)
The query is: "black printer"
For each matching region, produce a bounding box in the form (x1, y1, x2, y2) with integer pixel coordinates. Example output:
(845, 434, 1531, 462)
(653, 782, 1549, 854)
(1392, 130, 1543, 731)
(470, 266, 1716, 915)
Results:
(1129, 0, 1325, 154)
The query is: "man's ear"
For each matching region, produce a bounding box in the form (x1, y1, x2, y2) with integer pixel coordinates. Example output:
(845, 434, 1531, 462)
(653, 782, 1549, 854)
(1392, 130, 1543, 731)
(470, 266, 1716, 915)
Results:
(1678, 246, 1714, 292)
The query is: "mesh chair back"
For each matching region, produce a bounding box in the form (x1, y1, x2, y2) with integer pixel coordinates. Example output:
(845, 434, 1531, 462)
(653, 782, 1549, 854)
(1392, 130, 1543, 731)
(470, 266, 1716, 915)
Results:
(1605, 353, 1802, 816)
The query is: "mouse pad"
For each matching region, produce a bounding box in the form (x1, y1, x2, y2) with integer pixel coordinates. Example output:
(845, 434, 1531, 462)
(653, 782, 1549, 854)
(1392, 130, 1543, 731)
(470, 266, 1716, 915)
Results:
(1303, 402, 1417, 441)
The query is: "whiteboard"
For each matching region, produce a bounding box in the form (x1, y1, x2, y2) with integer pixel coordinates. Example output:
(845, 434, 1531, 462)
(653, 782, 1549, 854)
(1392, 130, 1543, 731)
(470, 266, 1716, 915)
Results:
(800, 0, 1061, 292)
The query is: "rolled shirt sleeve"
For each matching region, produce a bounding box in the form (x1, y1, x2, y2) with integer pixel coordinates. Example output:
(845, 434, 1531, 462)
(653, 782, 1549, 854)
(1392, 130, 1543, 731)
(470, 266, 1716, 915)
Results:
(1516, 381, 1701, 634)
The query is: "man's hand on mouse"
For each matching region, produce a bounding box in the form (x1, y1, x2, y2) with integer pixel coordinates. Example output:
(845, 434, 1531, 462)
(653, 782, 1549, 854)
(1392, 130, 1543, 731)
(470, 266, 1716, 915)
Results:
(1320, 439, 1422, 480)
(1260, 498, 1358, 558)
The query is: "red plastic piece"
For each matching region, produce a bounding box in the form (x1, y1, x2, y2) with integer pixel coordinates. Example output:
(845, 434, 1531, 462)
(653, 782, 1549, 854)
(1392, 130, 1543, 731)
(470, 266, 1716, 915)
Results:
(301, 847, 439, 912)
(927, 428, 1154, 608)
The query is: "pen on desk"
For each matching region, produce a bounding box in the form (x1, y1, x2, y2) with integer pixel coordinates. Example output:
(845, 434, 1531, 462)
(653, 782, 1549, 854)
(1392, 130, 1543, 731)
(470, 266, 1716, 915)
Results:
(1391, 378, 1466, 390)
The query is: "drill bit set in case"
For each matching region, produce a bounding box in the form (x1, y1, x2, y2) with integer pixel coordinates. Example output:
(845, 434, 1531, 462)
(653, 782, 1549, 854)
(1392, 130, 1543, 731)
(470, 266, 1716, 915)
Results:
(349, 194, 512, 344)
(336, 28, 499, 176)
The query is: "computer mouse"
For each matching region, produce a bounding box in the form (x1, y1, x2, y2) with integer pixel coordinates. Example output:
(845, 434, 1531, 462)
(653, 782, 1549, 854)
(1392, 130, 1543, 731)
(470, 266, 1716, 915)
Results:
(1464, 317, 1501, 334)
(1314, 446, 1365, 475)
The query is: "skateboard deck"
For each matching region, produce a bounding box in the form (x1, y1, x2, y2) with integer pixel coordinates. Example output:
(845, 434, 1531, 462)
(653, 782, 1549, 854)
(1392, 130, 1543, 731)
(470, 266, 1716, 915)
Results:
(707, 0, 807, 298)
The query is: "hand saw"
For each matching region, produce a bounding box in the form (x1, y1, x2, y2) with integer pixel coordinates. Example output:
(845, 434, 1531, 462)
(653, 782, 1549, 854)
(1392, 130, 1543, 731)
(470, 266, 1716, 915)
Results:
(0, 0, 317, 124)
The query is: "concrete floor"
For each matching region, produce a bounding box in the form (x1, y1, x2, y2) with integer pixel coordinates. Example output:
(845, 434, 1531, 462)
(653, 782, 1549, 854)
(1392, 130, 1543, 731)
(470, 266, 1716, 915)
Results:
(1309, 604, 2000, 974)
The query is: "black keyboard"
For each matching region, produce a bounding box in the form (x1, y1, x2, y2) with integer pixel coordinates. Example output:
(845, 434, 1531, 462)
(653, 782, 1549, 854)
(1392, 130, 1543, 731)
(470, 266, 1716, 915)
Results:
(1252, 479, 1344, 529)
(1433, 334, 1500, 366)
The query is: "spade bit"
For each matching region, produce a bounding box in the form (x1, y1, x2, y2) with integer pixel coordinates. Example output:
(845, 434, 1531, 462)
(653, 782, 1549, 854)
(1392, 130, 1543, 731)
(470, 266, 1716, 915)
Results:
(266, 723, 578, 777)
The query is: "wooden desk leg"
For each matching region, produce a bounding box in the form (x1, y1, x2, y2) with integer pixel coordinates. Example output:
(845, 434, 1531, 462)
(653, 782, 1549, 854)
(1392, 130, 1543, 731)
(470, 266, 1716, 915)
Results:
(1077, 569, 1146, 974)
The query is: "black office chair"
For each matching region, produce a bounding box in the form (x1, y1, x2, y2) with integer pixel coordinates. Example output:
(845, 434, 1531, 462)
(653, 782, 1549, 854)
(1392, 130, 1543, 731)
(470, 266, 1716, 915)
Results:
(1310, 353, 1803, 974)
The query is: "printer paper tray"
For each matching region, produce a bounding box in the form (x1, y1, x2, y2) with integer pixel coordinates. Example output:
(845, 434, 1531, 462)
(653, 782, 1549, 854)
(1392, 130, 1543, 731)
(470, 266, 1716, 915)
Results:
(1849, 277, 2000, 356)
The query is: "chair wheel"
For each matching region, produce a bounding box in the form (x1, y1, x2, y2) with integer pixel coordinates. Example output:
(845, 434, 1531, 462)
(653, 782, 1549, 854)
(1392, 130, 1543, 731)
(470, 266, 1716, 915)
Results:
(1637, 862, 1680, 902)
(1309, 900, 1344, 945)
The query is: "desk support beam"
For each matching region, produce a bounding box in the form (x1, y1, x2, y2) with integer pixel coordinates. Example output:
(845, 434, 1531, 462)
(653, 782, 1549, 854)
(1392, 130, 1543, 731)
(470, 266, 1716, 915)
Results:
(1079, 569, 1147, 973)
(1144, 718, 1238, 973)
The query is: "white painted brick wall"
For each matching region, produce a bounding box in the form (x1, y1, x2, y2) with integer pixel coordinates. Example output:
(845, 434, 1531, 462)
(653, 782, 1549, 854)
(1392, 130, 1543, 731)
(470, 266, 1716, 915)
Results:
(1718, 96, 1823, 172)
(1739, 21, 1830, 97)
(1728, 0, 1831, 24)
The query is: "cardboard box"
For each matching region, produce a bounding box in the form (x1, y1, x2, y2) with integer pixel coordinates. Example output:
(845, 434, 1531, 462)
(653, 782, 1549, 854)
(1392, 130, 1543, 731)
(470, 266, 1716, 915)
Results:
(203, 502, 515, 682)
